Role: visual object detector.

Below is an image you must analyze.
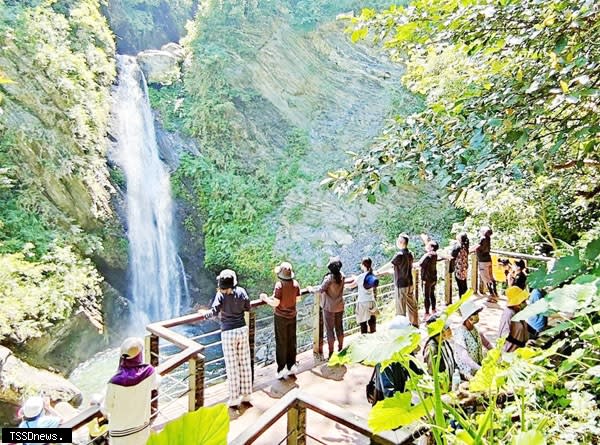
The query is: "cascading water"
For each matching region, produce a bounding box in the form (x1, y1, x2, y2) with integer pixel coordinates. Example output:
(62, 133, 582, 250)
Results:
(112, 55, 188, 330)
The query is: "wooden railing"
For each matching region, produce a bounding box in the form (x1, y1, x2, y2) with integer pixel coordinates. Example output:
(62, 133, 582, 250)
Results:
(229, 389, 425, 445)
(63, 248, 552, 443)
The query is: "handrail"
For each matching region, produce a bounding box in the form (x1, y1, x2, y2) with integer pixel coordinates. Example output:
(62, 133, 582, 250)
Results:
(62, 344, 205, 432)
(490, 249, 552, 262)
(230, 389, 423, 445)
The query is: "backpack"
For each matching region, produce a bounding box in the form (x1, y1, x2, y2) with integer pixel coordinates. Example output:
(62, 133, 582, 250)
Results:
(366, 363, 408, 406)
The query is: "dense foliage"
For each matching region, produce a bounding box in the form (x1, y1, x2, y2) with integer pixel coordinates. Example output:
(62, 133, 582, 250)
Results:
(0, 0, 120, 342)
(149, 0, 428, 289)
(332, 237, 600, 443)
(103, 0, 198, 54)
(329, 0, 599, 253)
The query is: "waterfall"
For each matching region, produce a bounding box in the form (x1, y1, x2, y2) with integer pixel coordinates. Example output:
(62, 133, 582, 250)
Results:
(112, 55, 188, 329)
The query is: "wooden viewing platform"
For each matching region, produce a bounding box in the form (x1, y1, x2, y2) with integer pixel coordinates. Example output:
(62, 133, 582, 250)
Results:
(63, 250, 547, 444)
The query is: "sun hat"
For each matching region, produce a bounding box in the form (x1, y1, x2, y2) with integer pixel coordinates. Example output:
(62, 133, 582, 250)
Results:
(388, 315, 411, 330)
(506, 286, 529, 307)
(120, 337, 144, 359)
(459, 299, 484, 324)
(22, 396, 44, 419)
(274, 262, 294, 280)
(217, 269, 237, 289)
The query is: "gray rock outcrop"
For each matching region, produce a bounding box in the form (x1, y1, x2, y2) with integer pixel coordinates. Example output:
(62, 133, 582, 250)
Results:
(137, 43, 185, 85)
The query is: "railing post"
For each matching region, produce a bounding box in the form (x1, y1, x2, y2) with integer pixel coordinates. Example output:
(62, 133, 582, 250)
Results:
(287, 403, 306, 445)
(444, 260, 452, 305)
(146, 334, 159, 420)
(246, 310, 256, 382)
(470, 254, 478, 293)
(188, 354, 205, 411)
(312, 292, 323, 361)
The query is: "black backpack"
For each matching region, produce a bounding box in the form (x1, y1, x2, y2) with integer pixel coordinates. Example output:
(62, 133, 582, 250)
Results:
(366, 363, 408, 406)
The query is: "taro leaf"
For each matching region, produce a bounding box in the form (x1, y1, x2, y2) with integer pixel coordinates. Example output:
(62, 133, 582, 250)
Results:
(367, 391, 433, 432)
(512, 298, 549, 321)
(542, 321, 573, 337)
(512, 430, 546, 445)
(547, 283, 599, 314)
(587, 365, 600, 378)
(328, 326, 421, 367)
(147, 404, 229, 445)
(580, 322, 600, 340)
(429, 290, 473, 336)
(528, 255, 583, 288)
(584, 238, 600, 261)
(469, 340, 504, 393)
(559, 348, 585, 374)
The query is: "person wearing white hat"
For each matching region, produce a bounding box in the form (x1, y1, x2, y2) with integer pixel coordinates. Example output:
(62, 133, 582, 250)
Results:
(454, 300, 492, 379)
(102, 337, 160, 445)
(260, 261, 306, 379)
(18, 395, 63, 445)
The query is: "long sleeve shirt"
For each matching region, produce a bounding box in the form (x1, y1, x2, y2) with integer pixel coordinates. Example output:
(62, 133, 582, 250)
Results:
(208, 287, 251, 331)
(454, 325, 492, 378)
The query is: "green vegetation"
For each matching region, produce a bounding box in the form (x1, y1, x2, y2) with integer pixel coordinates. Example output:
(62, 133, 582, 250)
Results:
(173, 128, 309, 288)
(329, 0, 599, 254)
(0, 0, 123, 343)
(103, 0, 197, 54)
(0, 244, 103, 343)
(333, 237, 600, 443)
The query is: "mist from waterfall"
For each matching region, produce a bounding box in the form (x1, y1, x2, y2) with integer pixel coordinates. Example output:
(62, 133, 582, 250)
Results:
(112, 55, 188, 329)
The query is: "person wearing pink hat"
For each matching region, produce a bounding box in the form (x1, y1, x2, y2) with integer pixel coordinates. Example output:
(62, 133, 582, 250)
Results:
(454, 300, 492, 379)
(499, 286, 530, 352)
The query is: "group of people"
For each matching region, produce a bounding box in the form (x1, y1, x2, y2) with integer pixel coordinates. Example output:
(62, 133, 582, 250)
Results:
(13, 226, 546, 444)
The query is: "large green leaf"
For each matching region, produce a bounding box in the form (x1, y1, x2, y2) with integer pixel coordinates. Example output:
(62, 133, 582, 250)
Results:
(528, 255, 583, 288)
(146, 404, 229, 445)
(329, 326, 421, 367)
(367, 391, 433, 432)
(584, 238, 600, 261)
(547, 283, 600, 314)
(511, 430, 546, 445)
(469, 340, 504, 393)
(511, 298, 549, 321)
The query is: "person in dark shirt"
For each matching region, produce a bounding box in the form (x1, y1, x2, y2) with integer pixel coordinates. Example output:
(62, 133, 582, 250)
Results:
(416, 239, 441, 320)
(508, 259, 527, 290)
(376, 233, 417, 326)
(260, 261, 305, 379)
(470, 227, 499, 303)
(200, 269, 252, 408)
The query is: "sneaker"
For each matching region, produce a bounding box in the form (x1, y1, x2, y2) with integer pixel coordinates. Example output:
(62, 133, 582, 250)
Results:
(424, 312, 431, 320)
(287, 364, 299, 376)
(277, 369, 287, 379)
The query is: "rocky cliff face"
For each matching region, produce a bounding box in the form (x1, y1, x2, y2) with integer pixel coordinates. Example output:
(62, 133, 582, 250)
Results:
(0, 1, 127, 373)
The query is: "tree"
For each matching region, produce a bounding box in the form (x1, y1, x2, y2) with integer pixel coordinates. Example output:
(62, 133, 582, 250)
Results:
(327, 0, 599, 247)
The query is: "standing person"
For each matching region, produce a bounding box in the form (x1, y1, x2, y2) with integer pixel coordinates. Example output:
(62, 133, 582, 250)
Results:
(310, 257, 346, 359)
(18, 396, 63, 445)
(200, 269, 252, 408)
(508, 259, 527, 290)
(470, 227, 499, 303)
(454, 300, 493, 380)
(102, 337, 160, 445)
(346, 257, 380, 334)
(450, 232, 470, 299)
(260, 262, 303, 379)
(376, 233, 417, 326)
(415, 238, 440, 320)
(498, 286, 530, 352)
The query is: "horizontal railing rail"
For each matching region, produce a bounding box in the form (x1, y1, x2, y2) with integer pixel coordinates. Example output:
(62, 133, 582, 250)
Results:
(229, 389, 424, 445)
